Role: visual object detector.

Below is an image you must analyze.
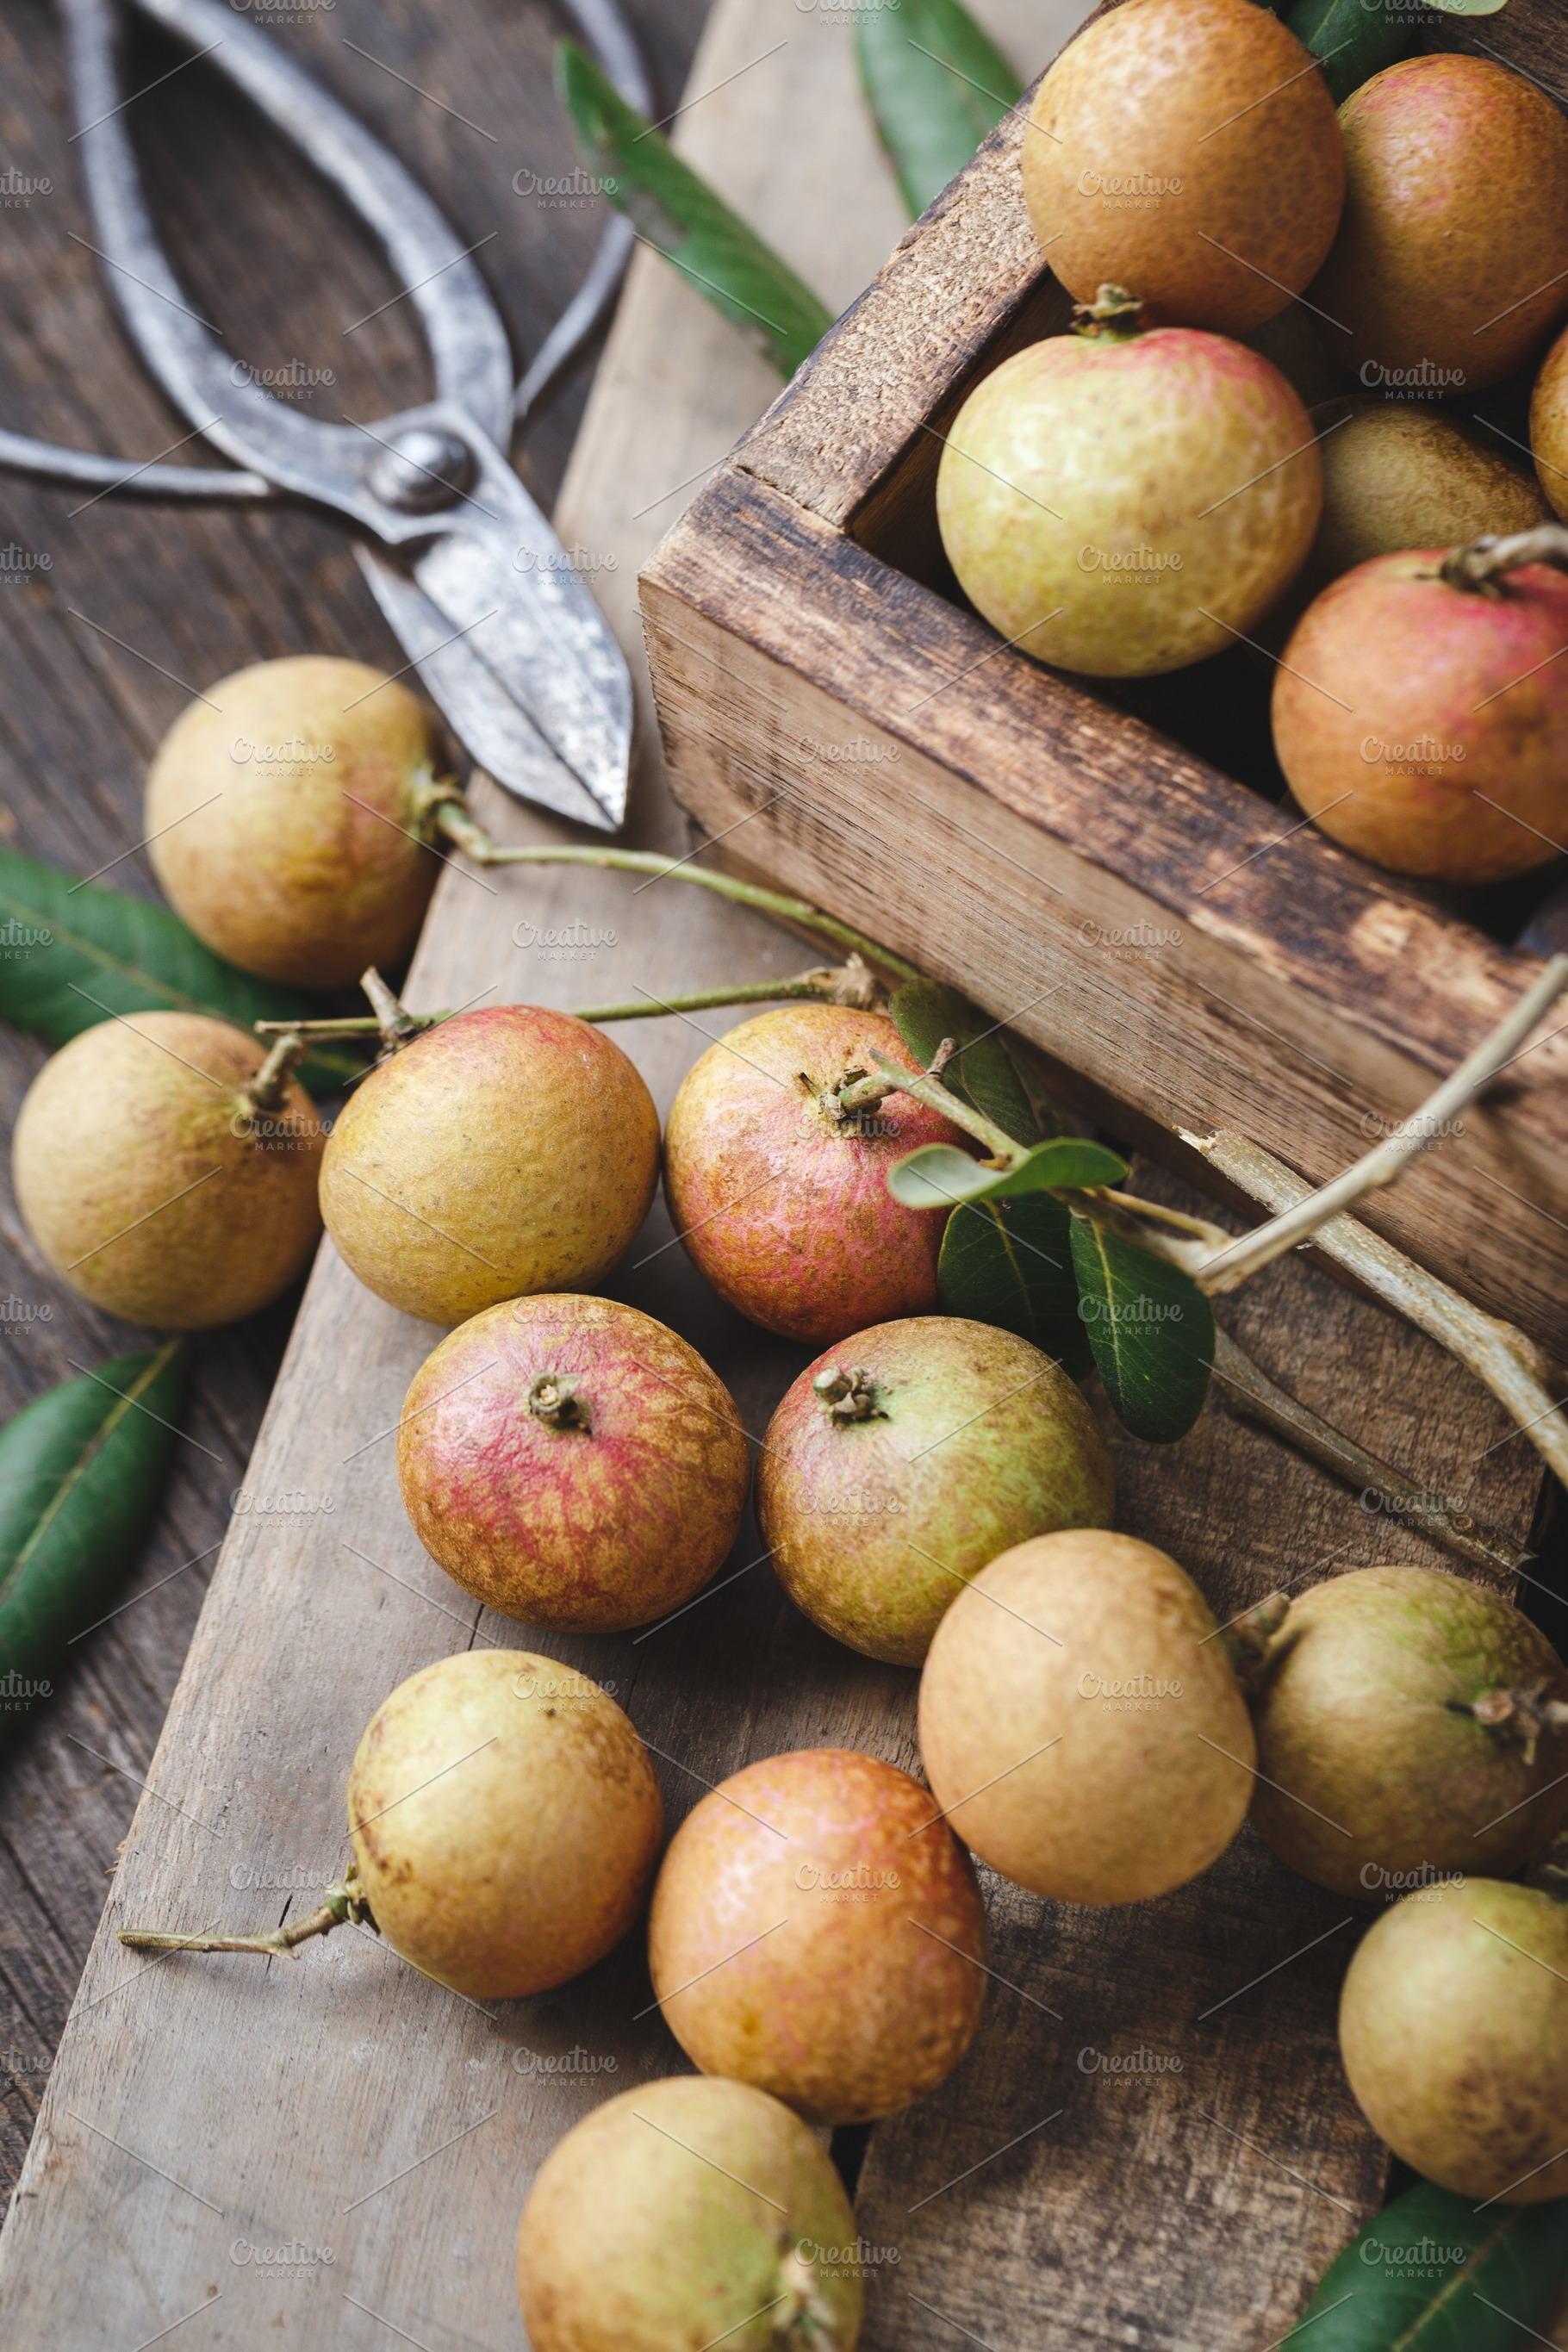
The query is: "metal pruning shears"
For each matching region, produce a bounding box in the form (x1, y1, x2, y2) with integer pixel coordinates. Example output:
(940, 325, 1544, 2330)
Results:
(0, 0, 644, 831)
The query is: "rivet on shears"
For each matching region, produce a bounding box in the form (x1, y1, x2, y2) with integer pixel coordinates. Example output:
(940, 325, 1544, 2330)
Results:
(369, 428, 476, 516)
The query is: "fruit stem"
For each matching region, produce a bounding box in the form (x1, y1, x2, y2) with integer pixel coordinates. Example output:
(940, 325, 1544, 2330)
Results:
(408, 768, 467, 836)
(1216, 1590, 1291, 1690)
(863, 1048, 1020, 1159)
(1190, 956, 1568, 1295)
(834, 1036, 956, 1118)
(360, 966, 423, 1050)
(1071, 283, 1146, 339)
(1188, 1128, 1568, 1492)
(812, 1363, 884, 1421)
(1440, 524, 1568, 594)
(576, 958, 888, 1022)
(237, 1030, 308, 1117)
(1210, 1328, 1532, 1581)
(1534, 1827, 1568, 1901)
(428, 806, 923, 982)
(116, 1870, 376, 1957)
(1465, 1683, 1568, 1766)
(528, 1372, 590, 1431)
(774, 2244, 841, 2348)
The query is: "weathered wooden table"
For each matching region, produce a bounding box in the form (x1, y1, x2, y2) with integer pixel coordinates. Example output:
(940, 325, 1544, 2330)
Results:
(0, 0, 706, 2202)
(0, 0, 1560, 2346)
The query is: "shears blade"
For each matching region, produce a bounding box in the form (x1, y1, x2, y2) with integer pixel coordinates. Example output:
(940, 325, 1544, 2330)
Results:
(355, 551, 624, 831)
(386, 407, 632, 831)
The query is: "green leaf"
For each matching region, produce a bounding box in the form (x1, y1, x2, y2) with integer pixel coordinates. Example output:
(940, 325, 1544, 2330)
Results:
(888, 1143, 998, 1210)
(888, 1136, 1129, 1211)
(938, 1194, 1092, 1376)
(856, 0, 1024, 218)
(0, 1346, 189, 1713)
(557, 41, 836, 377)
(1068, 1217, 1213, 1442)
(1295, 2177, 1568, 2350)
(887, 978, 1046, 1146)
(0, 847, 362, 1094)
(997, 1136, 1129, 1192)
(1284, 0, 1415, 102)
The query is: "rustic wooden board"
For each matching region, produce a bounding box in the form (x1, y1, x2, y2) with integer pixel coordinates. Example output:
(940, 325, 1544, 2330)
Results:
(1434, 0, 1568, 98)
(0, 0, 707, 2200)
(0, 4, 1554, 2351)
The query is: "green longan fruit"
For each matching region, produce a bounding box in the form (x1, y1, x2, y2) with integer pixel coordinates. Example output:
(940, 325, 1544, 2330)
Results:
(12, 1012, 324, 1329)
(146, 656, 445, 988)
(756, 1316, 1114, 1664)
(319, 1005, 660, 1326)
(1248, 1564, 1568, 1898)
(1252, 401, 1550, 656)
(1340, 1881, 1568, 2202)
(517, 2076, 862, 2351)
(918, 1529, 1255, 1905)
(348, 1649, 664, 2002)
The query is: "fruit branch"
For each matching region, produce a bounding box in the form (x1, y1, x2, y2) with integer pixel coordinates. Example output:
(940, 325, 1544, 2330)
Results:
(854, 1060, 1539, 1573)
(362, 965, 423, 1049)
(1055, 1191, 1214, 1277)
(431, 802, 922, 981)
(117, 1870, 376, 1957)
(1207, 1328, 1532, 1581)
(255, 1015, 394, 1039)
(1441, 522, 1568, 594)
(863, 1048, 1020, 1161)
(834, 1036, 957, 1119)
(1092, 1187, 1232, 1251)
(1189, 1127, 1568, 1490)
(238, 1030, 308, 1116)
(254, 971, 438, 1055)
(867, 961, 1568, 1310)
(1190, 955, 1568, 1295)
(253, 960, 891, 1051)
(576, 958, 887, 1022)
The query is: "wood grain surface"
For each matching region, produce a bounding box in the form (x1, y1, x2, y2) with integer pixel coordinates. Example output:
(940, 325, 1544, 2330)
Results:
(1432, 0, 1568, 100)
(0, 0, 708, 2208)
(0, 936, 1550, 2352)
(0, 752, 1548, 2350)
(0, 0, 1559, 2348)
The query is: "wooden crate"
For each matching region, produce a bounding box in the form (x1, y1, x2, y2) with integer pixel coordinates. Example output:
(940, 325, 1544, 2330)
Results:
(640, 1, 1568, 1361)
